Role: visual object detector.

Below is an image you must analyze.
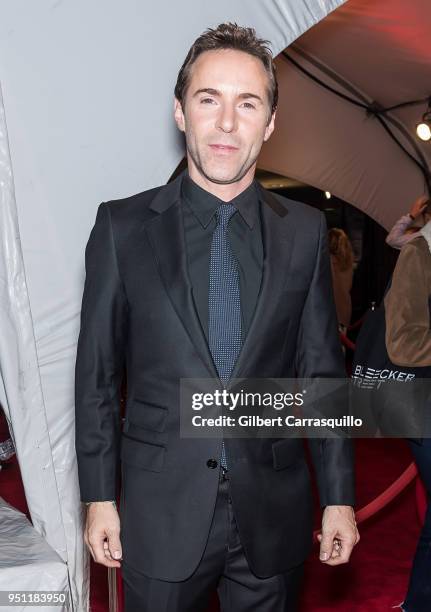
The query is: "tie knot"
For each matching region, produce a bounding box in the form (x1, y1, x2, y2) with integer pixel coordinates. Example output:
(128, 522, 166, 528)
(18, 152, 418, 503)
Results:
(215, 203, 237, 227)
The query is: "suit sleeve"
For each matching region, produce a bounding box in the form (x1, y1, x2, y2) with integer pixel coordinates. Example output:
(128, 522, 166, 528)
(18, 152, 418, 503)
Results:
(385, 240, 431, 367)
(74, 202, 128, 502)
(295, 213, 355, 508)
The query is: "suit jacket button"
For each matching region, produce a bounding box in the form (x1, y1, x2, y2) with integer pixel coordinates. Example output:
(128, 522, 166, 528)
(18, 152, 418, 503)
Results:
(206, 459, 218, 469)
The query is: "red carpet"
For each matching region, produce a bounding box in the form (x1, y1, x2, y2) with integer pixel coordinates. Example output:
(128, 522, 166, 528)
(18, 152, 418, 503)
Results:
(299, 439, 420, 611)
(0, 427, 421, 611)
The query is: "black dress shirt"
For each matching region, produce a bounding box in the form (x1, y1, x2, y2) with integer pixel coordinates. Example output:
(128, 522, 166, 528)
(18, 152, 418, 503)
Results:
(181, 171, 263, 343)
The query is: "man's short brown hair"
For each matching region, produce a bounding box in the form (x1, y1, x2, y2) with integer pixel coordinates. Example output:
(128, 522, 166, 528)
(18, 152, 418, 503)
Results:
(174, 22, 278, 119)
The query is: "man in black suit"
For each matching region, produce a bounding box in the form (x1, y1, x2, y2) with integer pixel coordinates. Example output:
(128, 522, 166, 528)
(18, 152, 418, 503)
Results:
(75, 22, 359, 611)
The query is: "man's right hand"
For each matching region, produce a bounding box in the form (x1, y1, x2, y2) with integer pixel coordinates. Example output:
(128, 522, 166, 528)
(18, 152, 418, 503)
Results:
(84, 502, 122, 568)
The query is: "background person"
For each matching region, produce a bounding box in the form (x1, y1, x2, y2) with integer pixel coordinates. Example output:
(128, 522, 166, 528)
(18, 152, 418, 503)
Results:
(385, 217, 431, 611)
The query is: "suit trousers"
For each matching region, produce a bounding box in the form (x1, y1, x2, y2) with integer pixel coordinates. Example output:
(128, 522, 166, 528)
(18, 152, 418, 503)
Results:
(121, 469, 304, 611)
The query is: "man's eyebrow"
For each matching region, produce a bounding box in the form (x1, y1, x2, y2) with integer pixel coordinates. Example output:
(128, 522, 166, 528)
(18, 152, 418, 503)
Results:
(192, 88, 263, 103)
(192, 88, 221, 97)
(238, 92, 263, 103)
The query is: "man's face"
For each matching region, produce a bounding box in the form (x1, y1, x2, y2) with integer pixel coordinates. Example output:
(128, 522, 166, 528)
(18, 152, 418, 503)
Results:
(174, 49, 275, 185)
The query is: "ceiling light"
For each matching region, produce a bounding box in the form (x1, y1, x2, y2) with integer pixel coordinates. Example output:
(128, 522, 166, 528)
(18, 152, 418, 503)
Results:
(416, 101, 431, 142)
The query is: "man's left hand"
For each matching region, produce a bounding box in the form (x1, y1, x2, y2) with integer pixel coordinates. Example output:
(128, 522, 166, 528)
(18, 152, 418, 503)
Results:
(317, 505, 359, 565)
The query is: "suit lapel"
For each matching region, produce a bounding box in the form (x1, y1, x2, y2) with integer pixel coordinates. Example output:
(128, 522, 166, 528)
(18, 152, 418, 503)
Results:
(144, 173, 219, 379)
(229, 186, 296, 380)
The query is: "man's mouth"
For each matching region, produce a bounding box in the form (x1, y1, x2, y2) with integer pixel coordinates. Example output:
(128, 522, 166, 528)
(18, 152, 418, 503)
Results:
(209, 144, 239, 153)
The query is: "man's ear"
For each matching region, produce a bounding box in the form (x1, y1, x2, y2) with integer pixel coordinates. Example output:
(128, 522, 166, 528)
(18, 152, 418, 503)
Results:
(263, 110, 276, 142)
(174, 98, 185, 132)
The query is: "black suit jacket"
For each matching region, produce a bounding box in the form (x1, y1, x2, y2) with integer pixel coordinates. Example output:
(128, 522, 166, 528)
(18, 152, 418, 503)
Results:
(75, 171, 355, 580)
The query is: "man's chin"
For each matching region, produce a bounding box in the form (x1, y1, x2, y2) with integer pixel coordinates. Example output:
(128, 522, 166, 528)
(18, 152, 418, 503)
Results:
(200, 166, 247, 185)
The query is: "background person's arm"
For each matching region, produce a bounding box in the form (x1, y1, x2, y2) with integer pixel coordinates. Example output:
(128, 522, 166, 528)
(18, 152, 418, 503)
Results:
(385, 214, 418, 249)
(385, 194, 428, 250)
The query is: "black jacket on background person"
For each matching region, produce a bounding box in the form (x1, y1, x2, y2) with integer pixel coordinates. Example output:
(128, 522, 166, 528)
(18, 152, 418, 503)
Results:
(74, 170, 355, 581)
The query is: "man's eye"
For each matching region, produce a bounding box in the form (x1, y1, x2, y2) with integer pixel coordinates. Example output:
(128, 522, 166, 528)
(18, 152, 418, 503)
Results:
(201, 98, 215, 104)
(241, 102, 256, 109)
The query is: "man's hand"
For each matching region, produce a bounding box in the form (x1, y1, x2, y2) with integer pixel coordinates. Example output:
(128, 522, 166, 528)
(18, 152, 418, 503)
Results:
(409, 194, 429, 219)
(84, 502, 122, 568)
(317, 505, 359, 566)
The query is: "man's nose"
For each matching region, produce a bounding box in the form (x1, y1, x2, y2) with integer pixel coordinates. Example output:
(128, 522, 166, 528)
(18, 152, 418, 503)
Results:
(215, 105, 237, 133)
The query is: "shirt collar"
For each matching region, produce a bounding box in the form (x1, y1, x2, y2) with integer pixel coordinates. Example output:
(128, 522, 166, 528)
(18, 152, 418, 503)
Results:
(181, 170, 258, 229)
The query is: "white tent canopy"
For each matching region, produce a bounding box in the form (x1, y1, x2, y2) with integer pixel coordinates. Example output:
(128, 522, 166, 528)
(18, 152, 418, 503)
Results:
(259, 0, 431, 230)
(0, 1, 346, 609)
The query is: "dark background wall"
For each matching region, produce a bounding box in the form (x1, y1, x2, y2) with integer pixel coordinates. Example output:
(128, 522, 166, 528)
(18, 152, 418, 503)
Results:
(270, 184, 399, 324)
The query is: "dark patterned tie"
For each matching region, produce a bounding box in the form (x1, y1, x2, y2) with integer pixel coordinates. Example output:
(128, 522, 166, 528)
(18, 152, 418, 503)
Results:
(208, 203, 242, 470)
